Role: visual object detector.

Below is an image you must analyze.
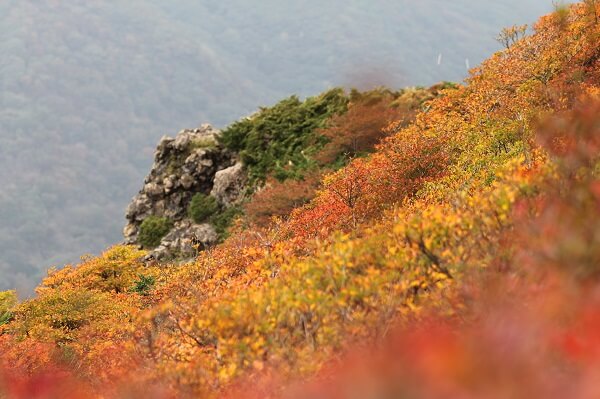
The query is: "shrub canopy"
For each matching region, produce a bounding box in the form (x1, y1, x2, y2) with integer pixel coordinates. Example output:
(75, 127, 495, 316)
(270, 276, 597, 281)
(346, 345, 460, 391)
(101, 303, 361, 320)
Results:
(138, 216, 173, 248)
(188, 193, 219, 224)
(219, 88, 349, 182)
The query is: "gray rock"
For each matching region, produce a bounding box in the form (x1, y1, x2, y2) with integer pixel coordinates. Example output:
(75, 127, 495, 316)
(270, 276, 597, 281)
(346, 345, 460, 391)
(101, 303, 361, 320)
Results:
(180, 173, 194, 189)
(150, 220, 217, 261)
(123, 224, 138, 243)
(144, 182, 163, 197)
(153, 199, 166, 215)
(210, 162, 247, 207)
(164, 176, 175, 190)
(125, 193, 151, 222)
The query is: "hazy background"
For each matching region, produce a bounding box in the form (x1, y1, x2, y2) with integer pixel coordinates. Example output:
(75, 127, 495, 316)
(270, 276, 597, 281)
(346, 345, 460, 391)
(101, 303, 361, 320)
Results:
(0, 0, 566, 295)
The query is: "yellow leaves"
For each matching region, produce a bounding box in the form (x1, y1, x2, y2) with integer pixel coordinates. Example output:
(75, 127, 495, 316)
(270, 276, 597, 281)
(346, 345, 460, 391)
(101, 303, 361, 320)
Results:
(146, 141, 532, 389)
(37, 245, 148, 295)
(243, 246, 263, 258)
(218, 363, 238, 381)
(12, 287, 132, 348)
(431, 272, 451, 282)
(154, 188, 518, 386)
(409, 280, 425, 290)
(4, 247, 154, 383)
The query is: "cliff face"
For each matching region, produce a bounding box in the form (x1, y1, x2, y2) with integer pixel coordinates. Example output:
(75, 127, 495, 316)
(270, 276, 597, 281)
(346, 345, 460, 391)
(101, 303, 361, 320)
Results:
(123, 124, 246, 259)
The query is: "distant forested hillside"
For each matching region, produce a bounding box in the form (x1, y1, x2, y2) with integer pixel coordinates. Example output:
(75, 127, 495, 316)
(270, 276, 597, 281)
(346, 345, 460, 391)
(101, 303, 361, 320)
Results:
(0, 0, 564, 293)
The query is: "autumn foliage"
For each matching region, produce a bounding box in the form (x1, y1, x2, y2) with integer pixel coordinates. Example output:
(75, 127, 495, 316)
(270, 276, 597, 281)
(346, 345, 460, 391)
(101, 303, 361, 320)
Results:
(242, 85, 442, 227)
(2, 2, 600, 398)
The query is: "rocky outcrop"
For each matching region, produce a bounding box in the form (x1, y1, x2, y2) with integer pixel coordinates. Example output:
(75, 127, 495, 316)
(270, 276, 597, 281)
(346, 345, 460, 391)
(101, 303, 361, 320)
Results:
(123, 124, 246, 260)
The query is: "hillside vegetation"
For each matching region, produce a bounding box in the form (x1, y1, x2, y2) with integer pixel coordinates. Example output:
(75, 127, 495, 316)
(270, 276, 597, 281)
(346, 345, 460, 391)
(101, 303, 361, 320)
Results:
(120, 84, 441, 257)
(1, 2, 600, 398)
(224, 85, 446, 227)
(0, 0, 562, 294)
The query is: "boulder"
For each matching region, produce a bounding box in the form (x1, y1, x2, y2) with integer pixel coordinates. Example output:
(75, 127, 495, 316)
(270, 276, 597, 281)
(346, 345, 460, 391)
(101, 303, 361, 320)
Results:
(150, 220, 218, 261)
(210, 162, 247, 207)
(144, 182, 163, 197)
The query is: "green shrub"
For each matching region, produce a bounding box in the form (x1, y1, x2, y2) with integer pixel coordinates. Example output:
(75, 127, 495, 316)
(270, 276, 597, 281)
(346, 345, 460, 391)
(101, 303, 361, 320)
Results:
(219, 88, 349, 182)
(130, 274, 156, 296)
(138, 216, 173, 248)
(189, 193, 219, 223)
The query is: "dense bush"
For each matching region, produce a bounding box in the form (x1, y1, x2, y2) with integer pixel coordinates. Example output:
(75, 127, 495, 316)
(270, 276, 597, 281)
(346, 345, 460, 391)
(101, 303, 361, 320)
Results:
(188, 193, 219, 223)
(244, 173, 320, 226)
(12, 288, 115, 344)
(219, 88, 349, 182)
(138, 216, 173, 248)
(316, 88, 407, 165)
(40, 246, 147, 294)
(211, 206, 243, 241)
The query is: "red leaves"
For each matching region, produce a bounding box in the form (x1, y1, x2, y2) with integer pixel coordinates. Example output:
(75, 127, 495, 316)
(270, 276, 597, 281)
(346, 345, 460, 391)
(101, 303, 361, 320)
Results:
(536, 99, 600, 171)
(560, 305, 600, 363)
(314, 93, 408, 165)
(245, 173, 321, 227)
(0, 370, 90, 399)
(288, 128, 450, 239)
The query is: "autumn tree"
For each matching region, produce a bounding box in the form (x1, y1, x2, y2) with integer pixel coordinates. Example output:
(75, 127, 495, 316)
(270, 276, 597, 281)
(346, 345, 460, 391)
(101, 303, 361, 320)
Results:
(324, 160, 370, 228)
(496, 24, 528, 49)
(315, 90, 402, 165)
(584, 0, 599, 24)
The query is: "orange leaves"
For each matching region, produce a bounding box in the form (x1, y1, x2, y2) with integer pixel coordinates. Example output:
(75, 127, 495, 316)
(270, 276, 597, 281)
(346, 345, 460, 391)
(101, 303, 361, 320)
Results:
(382, 127, 450, 188)
(496, 24, 528, 49)
(0, 335, 55, 377)
(324, 158, 369, 211)
(286, 159, 371, 238)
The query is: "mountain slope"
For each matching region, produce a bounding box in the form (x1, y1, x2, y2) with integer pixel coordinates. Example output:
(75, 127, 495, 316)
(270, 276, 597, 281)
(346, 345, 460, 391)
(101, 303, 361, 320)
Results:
(1, 2, 599, 397)
(0, 0, 566, 294)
